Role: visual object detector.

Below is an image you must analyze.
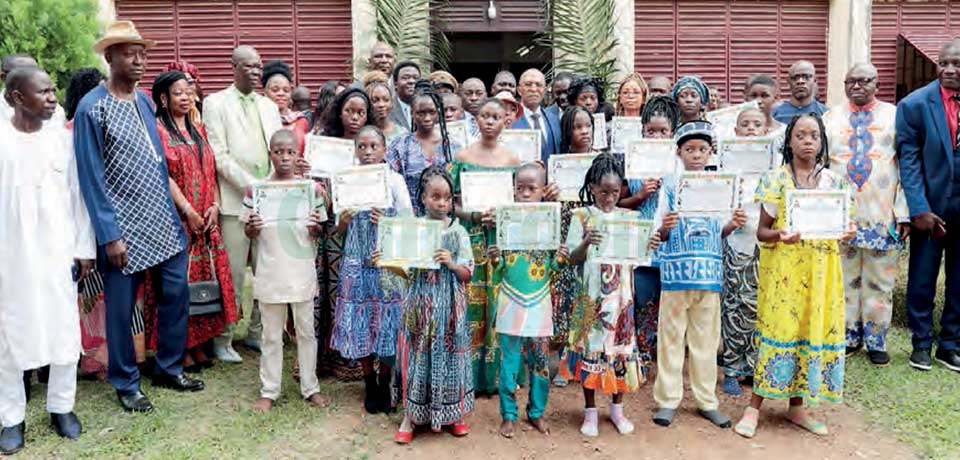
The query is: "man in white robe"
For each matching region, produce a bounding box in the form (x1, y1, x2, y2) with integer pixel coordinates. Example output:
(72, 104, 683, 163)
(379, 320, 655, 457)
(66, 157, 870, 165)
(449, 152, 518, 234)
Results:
(0, 68, 94, 455)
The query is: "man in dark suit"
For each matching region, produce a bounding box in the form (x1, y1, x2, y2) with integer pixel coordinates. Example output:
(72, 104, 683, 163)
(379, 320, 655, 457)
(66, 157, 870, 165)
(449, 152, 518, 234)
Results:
(896, 38, 960, 373)
(388, 61, 420, 131)
(512, 69, 561, 164)
(544, 71, 574, 122)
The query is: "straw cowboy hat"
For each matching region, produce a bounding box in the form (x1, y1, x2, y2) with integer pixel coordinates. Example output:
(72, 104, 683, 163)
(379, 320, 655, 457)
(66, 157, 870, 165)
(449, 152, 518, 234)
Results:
(93, 20, 156, 54)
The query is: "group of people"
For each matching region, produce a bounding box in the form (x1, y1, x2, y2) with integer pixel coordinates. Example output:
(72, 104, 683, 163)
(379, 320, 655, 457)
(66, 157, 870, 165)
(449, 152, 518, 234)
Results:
(2, 18, 959, 455)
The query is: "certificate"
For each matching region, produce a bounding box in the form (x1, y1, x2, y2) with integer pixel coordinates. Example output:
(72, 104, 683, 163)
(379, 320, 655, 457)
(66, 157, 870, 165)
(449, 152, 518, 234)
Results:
(495, 202, 561, 250)
(739, 173, 762, 225)
(590, 213, 654, 266)
(707, 100, 760, 140)
(624, 139, 677, 179)
(445, 119, 471, 148)
(304, 134, 355, 178)
(674, 172, 740, 216)
(592, 113, 608, 150)
(499, 129, 541, 163)
(332, 164, 390, 215)
(376, 217, 442, 269)
(252, 180, 315, 224)
(548, 153, 597, 201)
(718, 136, 777, 174)
(786, 189, 850, 240)
(460, 170, 515, 212)
(610, 116, 643, 153)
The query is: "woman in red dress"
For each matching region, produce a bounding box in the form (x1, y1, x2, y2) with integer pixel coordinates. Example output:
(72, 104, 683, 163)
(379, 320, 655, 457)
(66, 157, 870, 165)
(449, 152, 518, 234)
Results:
(148, 70, 239, 371)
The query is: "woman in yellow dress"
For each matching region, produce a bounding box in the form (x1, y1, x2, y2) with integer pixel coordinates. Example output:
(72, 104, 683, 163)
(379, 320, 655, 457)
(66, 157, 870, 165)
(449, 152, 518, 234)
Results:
(734, 113, 856, 438)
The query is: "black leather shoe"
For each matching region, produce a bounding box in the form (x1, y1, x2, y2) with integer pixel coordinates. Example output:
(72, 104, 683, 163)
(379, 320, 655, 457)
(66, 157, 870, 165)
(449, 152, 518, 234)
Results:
(935, 348, 960, 373)
(867, 350, 890, 366)
(152, 373, 204, 392)
(845, 345, 862, 357)
(117, 390, 154, 413)
(909, 348, 933, 371)
(0, 422, 25, 455)
(50, 412, 82, 440)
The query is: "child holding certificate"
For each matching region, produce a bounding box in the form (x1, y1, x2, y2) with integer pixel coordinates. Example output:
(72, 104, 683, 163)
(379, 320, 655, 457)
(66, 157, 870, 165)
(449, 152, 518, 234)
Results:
(559, 154, 642, 437)
(652, 120, 746, 429)
(618, 95, 680, 373)
(486, 163, 569, 438)
(392, 166, 475, 443)
(549, 105, 596, 387)
(734, 114, 855, 438)
(719, 107, 769, 397)
(330, 126, 412, 414)
(242, 130, 330, 413)
(449, 97, 521, 396)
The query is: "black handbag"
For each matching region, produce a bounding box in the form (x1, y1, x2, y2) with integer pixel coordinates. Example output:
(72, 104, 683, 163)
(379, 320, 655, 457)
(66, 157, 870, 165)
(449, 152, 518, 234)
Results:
(188, 243, 223, 316)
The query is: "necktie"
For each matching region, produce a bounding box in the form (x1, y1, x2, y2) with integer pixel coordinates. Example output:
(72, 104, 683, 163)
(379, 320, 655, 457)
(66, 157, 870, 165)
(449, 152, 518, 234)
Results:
(531, 112, 544, 140)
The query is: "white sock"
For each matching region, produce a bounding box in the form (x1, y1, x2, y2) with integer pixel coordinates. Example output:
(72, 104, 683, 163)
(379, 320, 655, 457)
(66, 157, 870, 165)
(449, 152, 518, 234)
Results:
(580, 407, 599, 437)
(609, 403, 634, 434)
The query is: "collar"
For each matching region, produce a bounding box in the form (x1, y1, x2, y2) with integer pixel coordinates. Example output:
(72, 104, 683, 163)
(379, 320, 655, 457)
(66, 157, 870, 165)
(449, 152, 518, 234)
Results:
(848, 99, 878, 112)
(525, 106, 542, 117)
(231, 84, 257, 103)
(939, 84, 960, 101)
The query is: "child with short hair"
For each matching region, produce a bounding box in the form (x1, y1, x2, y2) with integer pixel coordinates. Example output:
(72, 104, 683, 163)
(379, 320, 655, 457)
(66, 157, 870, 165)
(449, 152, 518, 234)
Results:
(330, 126, 412, 414)
(559, 154, 643, 437)
(652, 120, 747, 429)
(487, 163, 569, 438)
(391, 166, 475, 444)
(734, 113, 855, 438)
(244, 129, 330, 413)
(719, 107, 770, 396)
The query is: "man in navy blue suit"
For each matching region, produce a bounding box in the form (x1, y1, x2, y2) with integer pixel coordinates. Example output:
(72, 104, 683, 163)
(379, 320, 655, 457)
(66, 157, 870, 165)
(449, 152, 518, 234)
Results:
(512, 69, 561, 164)
(896, 38, 960, 373)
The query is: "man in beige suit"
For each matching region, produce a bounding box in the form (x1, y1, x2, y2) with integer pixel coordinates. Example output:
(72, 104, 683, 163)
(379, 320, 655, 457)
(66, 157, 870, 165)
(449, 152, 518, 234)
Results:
(203, 45, 282, 362)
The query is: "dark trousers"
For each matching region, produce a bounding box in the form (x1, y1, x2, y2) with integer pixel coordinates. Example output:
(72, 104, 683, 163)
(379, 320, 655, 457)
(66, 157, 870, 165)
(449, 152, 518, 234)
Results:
(906, 197, 960, 351)
(101, 249, 189, 394)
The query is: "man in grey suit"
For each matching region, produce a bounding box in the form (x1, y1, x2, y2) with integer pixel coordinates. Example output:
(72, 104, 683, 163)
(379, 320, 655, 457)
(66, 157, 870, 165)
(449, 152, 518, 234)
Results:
(388, 61, 421, 131)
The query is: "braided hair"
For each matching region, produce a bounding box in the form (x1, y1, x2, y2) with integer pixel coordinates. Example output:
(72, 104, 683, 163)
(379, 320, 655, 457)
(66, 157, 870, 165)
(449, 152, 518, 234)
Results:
(417, 165, 456, 219)
(641, 95, 681, 134)
(559, 105, 594, 154)
(578, 153, 624, 206)
(64, 67, 104, 120)
(322, 87, 375, 138)
(152, 70, 206, 161)
(781, 112, 830, 181)
(412, 80, 452, 163)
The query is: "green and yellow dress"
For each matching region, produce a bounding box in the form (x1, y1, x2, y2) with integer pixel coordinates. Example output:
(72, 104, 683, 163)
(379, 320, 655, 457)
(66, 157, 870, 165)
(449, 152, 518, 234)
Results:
(449, 160, 518, 395)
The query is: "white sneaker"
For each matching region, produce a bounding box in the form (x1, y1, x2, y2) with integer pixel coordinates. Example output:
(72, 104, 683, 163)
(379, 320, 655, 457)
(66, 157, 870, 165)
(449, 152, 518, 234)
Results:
(214, 345, 243, 363)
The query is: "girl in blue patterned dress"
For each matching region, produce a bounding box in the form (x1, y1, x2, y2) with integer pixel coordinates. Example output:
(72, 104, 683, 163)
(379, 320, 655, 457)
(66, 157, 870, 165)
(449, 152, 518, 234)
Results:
(390, 166, 475, 444)
(331, 126, 412, 414)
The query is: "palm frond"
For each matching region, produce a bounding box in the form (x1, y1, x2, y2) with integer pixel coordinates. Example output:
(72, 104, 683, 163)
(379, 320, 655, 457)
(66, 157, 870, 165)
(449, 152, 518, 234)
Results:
(372, 0, 450, 70)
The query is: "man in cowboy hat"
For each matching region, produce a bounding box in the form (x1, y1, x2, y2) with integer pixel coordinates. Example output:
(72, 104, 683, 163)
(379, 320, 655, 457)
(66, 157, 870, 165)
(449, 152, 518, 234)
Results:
(74, 20, 203, 414)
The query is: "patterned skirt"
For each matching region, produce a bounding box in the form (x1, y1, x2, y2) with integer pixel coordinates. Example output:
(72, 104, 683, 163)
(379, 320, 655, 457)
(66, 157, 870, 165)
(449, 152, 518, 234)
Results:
(464, 223, 498, 394)
(633, 266, 661, 373)
(316, 227, 363, 380)
(550, 202, 583, 348)
(719, 242, 760, 378)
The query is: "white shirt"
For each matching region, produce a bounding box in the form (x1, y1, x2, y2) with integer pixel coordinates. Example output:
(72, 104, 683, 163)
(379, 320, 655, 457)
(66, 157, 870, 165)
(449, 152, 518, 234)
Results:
(523, 105, 547, 139)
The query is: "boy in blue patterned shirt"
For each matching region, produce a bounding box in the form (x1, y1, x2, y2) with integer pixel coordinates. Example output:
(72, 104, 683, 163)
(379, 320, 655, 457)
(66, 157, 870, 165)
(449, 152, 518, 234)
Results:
(651, 121, 747, 428)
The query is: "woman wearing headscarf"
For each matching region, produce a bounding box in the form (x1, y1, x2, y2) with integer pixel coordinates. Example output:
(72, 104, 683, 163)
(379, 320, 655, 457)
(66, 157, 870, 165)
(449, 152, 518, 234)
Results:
(163, 60, 204, 126)
(567, 76, 611, 151)
(147, 71, 239, 371)
(671, 76, 710, 123)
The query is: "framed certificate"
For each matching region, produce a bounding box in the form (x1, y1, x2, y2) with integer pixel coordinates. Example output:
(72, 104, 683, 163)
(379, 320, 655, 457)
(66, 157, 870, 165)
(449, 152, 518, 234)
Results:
(718, 136, 777, 174)
(786, 189, 850, 240)
(304, 134, 356, 178)
(495, 202, 562, 251)
(592, 113, 608, 150)
(675, 172, 740, 216)
(610, 116, 643, 153)
(460, 170, 515, 212)
(590, 213, 654, 266)
(499, 129, 541, 163)
(624, 139, 678, 179)
(548, 153, 597, 201)
(445, 119, 471, 149)
(252, 180, 315, 224)
(376, 217, 442, 269)
(332, 164, 390, 215)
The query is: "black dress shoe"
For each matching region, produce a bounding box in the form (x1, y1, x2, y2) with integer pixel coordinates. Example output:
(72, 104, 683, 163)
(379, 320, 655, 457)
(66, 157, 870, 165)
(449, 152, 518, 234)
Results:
(909, 348, 933, 371)
(117, 390, 154, 413)
(0, 422, 24, 455)
(867, 350, 890, 366)
(845, 345, 862, 357)
(935, 348, 960, 373)
(152, 373, 204, 392)
(50, 412, 82, 440)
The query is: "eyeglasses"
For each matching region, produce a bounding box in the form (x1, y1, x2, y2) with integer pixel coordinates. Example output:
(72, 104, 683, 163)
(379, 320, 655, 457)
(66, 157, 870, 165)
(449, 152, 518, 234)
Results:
(789, 73, 814, 82)
(843, 77, 875, 87)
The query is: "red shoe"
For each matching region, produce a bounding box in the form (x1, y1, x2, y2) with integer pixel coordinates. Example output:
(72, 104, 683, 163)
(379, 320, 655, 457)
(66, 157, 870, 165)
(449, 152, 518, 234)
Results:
(394, 429, 413, 444)
(451, 422, 470, 436)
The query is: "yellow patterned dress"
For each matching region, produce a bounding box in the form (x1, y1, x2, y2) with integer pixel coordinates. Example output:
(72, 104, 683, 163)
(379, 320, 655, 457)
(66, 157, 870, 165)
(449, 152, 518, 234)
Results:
(752, 165, 849, 404)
